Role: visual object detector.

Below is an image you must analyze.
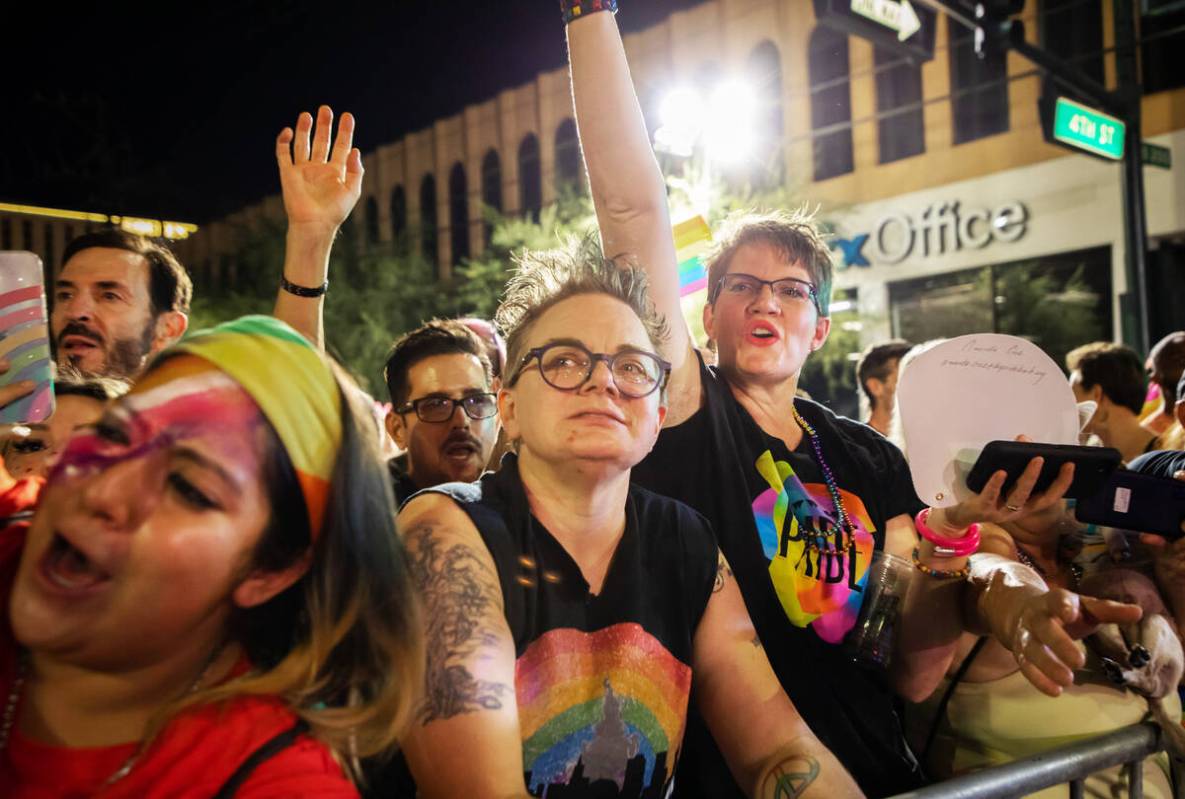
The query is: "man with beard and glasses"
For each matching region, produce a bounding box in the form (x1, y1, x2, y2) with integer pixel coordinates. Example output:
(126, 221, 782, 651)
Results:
(50, 230, 192, 379)
(382, 319, 501, 505)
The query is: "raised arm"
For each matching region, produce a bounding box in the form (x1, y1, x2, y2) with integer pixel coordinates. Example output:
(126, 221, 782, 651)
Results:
(397, 494, 530, 799)
(272, 105, 363, 349)
(693, 553, 863, 798)
(566, 9, 703, 424)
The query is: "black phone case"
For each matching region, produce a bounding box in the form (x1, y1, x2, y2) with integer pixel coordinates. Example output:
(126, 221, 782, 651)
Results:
(965, 441, 1121, 500)
(1075, 470, 1185, 539)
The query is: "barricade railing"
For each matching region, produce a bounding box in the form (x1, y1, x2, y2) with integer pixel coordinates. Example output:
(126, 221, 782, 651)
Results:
(888, 723, 1182, 799)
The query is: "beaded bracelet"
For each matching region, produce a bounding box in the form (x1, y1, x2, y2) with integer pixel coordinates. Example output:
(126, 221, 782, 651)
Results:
(912, 547, 971, 580)
(562, 0, 618, 25)
(915, 507, 980, 558)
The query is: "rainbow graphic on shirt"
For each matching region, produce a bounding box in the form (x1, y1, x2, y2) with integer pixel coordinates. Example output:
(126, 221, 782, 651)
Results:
(751, 449, 876, 644)
(515, 623, 692, 797)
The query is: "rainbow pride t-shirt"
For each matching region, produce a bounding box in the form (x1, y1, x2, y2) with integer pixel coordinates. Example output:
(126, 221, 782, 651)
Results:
(431, 455, 718, 798)
(632, 354, 928, 795)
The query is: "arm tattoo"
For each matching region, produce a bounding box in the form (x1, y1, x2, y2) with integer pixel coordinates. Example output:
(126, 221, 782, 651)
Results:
(762, 756, 820, 799)
(405, 523, 514, 724)
(713, 551, 734, 593)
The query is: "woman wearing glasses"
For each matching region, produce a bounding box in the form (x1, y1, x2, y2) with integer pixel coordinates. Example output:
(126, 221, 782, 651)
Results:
(390, 243, 861, 798)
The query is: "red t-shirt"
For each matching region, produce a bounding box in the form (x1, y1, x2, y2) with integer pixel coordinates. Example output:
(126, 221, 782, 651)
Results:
(0, 479, 359, 798)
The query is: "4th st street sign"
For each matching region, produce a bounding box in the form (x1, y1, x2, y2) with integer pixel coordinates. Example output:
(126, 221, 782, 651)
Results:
(814, 0, 937, 62)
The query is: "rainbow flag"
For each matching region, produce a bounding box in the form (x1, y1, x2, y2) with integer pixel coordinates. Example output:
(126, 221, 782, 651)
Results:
(673, 215, 712, 348)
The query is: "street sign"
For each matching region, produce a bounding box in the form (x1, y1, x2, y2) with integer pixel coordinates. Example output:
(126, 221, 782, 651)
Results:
(851, 0, 922, 41)
(1142, 141, 1172, 170)
(1043, 96, 1126, 160)
(813, 0, 937, 62)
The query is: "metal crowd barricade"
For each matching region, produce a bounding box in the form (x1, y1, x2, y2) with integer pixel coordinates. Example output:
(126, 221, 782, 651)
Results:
(889, 723, 1183, 799)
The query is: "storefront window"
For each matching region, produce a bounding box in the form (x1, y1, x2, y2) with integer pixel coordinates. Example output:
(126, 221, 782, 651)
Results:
(889, 247, 1112, 369)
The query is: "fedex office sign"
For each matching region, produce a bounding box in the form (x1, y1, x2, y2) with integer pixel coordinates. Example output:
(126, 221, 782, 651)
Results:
(832, 200, 1029, 269)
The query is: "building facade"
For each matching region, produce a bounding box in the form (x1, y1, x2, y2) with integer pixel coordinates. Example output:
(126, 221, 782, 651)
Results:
(168, 0, 1183, 350)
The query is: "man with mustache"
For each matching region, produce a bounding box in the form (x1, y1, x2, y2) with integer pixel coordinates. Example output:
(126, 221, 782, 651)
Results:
(383, 319, 501, 504)
(49, 231, 192, 379)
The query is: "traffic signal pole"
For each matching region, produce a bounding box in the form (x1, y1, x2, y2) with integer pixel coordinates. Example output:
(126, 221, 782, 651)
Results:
(923, 0, 1153, 354)
(1114, 0, 1151, 355)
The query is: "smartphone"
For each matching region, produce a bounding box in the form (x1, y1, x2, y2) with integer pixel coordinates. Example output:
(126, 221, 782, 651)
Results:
(0, 251, 54, 424)
(1075, 469, 1185, 540)
(965, 440, 1121, 500)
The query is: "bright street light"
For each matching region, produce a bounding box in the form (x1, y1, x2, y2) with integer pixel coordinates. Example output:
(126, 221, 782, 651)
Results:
(704, 81, 757, 164)
(653, 81, 758, 163)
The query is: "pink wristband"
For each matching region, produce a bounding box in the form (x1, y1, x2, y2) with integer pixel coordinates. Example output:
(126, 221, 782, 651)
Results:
(915, 508, 980, 558)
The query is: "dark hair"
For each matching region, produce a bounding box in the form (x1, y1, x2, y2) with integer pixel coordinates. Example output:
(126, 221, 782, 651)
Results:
(496, 237, 669, 382)
(163, 360, 423, 765)
(856, 340, 913, 410)
(1149, 332, 1185, 407)
(52, 363, 132, 403)
(382, 320, 493, 407)
(61, 230, 193, 317)
(704, 209, 834, 316)
(1066, 342, 1147, 415)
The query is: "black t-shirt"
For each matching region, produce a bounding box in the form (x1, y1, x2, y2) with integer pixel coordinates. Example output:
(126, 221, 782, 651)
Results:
(1129, 449, 1185, 479)
(387, 456, 419, 508)
(403, 454, 717, 798)
(632, 354, 925, 797)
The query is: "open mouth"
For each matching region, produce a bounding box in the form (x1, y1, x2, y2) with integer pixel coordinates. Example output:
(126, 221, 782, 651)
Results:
(39, 533, 112, 594)
(745, 323, 780, 346)
(60, 336, 101, 354)
(443, 442, 479, 459)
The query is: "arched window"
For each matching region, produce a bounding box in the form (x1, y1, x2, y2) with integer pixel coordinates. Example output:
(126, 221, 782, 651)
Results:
(481, 149, 502, 247)
(948, 16, 1009, 144)
(518, 134, 542, 223)
(554, 119, 581, 193)
(420, 174, 438, 271)
(748, 40, 784, 183)
(808, 27, 854, 181)
(1142, 2, 1185, 92)
(449, 162, 469, 266)
(391, 186, 408, 253)
(874, 47, 925, 163)
(1041, 0, 1103, 85)
(364, 196, 380, 245)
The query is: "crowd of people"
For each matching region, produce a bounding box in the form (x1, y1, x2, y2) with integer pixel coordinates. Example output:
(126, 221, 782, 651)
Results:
(2, 2, 1184, 797)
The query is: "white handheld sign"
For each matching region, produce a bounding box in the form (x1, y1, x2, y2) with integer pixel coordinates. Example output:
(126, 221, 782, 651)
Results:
(897, 334, 1080, 507)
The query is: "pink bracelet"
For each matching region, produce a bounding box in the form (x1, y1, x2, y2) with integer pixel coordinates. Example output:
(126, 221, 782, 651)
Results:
(915, 508, 980, 558)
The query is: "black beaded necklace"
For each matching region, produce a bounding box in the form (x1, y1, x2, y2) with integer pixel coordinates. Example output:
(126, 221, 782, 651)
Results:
(792, 405, 854, 556)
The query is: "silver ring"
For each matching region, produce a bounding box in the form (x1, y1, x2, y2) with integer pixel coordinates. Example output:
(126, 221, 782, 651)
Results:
(1005, 503, 1022, 512)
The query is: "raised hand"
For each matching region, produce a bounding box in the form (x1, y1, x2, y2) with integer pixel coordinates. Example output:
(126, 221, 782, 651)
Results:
(275, 105, 363, 235)
(272, 106, 363, 349)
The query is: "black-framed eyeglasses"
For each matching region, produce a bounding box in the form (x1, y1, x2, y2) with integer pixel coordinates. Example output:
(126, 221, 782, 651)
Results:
(509, 342, 671, 399)
(711, 272, 821, 314)
(395, 393, 498, 423)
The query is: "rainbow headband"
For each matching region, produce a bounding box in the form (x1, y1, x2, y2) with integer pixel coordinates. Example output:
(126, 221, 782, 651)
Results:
(168, 315, 342, 543)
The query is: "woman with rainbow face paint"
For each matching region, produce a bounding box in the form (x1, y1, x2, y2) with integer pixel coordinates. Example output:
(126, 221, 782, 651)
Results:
(383, 243, 862, 799)
(0, 315, 422, 798)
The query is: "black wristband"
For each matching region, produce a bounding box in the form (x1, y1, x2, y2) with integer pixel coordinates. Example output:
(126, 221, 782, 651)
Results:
(561, 0, 617, 26)
(280, 275, 328, 298)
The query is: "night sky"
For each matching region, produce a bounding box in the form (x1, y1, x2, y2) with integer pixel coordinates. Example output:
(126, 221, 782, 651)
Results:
(3, 0, 705, 224)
